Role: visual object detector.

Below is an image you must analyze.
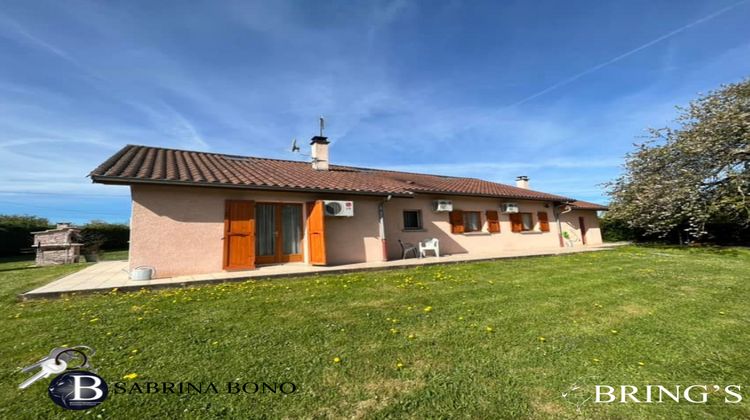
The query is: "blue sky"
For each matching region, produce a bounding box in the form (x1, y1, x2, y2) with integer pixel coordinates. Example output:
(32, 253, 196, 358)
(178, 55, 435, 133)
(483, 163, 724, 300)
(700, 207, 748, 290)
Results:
(1, 0, 749, 224)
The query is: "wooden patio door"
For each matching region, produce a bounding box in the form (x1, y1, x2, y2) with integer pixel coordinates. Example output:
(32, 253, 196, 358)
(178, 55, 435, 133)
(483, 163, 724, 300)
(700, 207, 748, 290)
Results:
(255, 203, 304, 264)
(306, 200, 327, 265)
(223, 200, 255, 270)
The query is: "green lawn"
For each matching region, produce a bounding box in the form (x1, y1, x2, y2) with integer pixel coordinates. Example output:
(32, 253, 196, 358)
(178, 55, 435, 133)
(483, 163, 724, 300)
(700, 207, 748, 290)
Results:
(1, 246, 748, 418)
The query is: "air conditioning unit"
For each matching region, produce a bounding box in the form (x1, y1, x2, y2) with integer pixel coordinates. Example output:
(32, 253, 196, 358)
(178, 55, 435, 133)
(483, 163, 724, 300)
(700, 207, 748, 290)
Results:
(324, 200, 354, 217)
(432, 200, 453, 212)
(501, 203, 519, 213)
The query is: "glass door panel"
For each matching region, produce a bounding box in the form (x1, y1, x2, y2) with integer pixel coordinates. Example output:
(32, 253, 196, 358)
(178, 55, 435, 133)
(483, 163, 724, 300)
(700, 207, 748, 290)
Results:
(255, 203, 304, 264)
(282, 204, 302, 255)
(255, 204, 276, 258)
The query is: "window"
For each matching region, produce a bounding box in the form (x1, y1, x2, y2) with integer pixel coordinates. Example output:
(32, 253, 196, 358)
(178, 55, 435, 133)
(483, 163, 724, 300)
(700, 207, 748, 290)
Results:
(510, 212, 535, 232)
(521, 213, 534, 231)
(403, 210, 422, 230)
(463, 211, 481, 232)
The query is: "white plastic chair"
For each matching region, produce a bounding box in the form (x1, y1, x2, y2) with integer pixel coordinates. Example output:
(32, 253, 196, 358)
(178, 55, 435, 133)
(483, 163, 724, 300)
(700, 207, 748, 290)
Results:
(419, 238, 440, 258)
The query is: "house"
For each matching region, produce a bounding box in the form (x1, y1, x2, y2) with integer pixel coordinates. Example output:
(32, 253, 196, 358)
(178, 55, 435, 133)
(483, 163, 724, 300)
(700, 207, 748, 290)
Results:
(90, 137, 607, 278)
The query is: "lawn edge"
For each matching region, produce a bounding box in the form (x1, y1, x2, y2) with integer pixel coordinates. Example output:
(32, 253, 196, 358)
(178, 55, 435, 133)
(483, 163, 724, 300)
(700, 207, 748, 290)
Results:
(18, 247, 622, 301)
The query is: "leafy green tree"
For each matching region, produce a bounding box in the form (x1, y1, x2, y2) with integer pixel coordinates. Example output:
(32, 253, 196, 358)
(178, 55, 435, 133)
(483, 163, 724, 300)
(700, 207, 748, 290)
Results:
(607, 79, 750, 241)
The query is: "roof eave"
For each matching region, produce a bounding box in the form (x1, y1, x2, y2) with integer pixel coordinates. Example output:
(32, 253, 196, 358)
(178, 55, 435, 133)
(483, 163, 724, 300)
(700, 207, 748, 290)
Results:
(410, 190, 574, 202)
(90, 175, 414, 198)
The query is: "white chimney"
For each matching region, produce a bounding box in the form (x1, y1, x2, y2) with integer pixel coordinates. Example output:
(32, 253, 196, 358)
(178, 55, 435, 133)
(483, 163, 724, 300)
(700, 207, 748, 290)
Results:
(310, 136, 330, 170)
(515, 176, 529, 189)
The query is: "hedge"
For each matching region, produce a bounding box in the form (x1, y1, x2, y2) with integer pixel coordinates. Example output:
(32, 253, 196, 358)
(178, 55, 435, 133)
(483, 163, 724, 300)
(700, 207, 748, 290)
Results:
(0, 215, 51, 256)
(0, 216, 130, 257)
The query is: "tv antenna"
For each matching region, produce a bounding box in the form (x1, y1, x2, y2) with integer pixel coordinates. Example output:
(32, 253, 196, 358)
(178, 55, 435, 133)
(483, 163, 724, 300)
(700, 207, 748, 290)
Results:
(290, 138, 309, 157)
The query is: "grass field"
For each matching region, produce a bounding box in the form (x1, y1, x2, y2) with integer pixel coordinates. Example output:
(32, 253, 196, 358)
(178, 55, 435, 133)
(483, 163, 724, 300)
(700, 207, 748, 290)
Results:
(1, 246, 748, 419)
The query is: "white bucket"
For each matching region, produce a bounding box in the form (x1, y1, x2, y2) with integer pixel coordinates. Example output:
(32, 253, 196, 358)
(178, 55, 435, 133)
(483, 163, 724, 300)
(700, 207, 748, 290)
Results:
(130, 266, 155, 281)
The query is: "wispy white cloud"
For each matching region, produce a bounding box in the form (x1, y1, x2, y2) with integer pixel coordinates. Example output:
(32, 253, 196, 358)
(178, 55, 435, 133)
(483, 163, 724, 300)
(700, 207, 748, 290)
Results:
(509, 0, 750, 106)
(0, 0, 748, 221)
(125, 100, 210, 150)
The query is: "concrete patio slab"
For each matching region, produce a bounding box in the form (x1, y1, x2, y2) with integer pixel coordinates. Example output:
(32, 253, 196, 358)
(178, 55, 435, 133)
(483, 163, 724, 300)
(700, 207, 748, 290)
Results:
(20, 243, 626, 300)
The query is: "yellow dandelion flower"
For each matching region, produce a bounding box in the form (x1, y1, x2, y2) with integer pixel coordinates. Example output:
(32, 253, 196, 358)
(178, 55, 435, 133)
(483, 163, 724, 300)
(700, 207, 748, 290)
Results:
(458, 316, 464, 321)
(212, 341, 219, 345)
(333, 357, 341, 363)
(423, 306, 433, 312)
(538, 336, 546, 342)
(89, 318, 99, 323)
(593, 358, 600, 363)
(131, 349, 139, 354)
(122, 373, 138, 380)
(396, 362, 404, 369)
(485, 326, 493, 332)
(407, 334, 415, 339)
(638, 361, 645, 366)
(610, 330, 618, 334)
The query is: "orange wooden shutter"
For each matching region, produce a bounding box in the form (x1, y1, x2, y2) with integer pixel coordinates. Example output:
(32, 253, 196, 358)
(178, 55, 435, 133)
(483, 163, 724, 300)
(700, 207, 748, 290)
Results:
(223, 200, 255, 270)
(449, 210, 464, 234)
(509, 213, 523, 233)
(306, 201, 327, 265)
(537, 211, 550, 232)
(486, 210, 500, 233)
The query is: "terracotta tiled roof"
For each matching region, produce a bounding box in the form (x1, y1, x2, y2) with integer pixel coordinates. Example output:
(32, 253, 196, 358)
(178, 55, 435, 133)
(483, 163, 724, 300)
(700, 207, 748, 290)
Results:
(90, 145, 574, 201)
(569, 200, 609, 211)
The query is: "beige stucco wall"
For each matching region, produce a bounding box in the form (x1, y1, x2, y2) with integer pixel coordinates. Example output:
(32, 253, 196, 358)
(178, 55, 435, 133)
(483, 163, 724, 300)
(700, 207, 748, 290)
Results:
(383, 196, 603, 259)
(129, 184, 383, 277)
(560, 210, 603, 247)
(128, 184, 602, 278)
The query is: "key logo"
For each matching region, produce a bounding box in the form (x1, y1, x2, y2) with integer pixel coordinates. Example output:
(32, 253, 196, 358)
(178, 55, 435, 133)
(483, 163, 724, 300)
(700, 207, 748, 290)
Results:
(48, 371, 109, 410)
(19, 345, 109, 410)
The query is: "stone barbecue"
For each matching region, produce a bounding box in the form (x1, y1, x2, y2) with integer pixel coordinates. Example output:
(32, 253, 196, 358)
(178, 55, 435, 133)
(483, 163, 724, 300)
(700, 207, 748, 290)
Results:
(32, 223, 82, 266)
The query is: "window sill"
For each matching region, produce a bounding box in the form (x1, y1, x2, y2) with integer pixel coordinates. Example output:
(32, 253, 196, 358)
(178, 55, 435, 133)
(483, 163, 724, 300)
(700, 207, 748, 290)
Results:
(520, 230, 544, 234)
(462, 231, 491, 236)
(402, 228, 427, 232)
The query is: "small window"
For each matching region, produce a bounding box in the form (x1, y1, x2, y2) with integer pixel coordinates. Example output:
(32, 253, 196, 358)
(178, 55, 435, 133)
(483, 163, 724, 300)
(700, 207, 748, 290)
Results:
(521, 213, 534, 231)
(463, 211, 481, 232)
(403, 210, 422, 230)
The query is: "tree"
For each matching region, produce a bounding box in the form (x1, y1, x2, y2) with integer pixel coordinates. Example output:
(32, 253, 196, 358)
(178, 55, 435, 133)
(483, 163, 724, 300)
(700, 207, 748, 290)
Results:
(607, 79, 750, 242)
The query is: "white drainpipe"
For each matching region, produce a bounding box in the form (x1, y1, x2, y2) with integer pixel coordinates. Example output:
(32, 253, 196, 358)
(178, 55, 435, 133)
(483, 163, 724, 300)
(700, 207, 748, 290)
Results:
(553, 202, 573, 247)
(378, 195, 392, 261)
